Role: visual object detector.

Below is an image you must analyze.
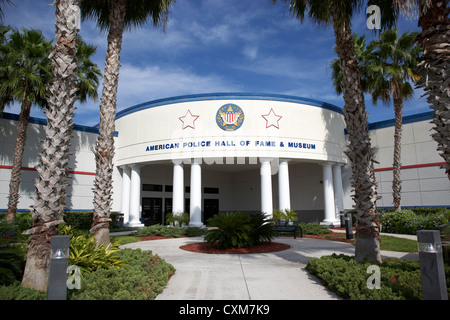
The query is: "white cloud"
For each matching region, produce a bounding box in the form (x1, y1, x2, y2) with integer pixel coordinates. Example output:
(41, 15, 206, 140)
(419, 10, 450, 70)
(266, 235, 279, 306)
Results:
(243, 46, 259, 60)
(115, 63, 241, 111)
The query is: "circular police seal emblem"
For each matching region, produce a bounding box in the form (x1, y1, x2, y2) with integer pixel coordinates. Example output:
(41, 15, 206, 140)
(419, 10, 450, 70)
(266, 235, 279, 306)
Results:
(216, 104, 244, 131)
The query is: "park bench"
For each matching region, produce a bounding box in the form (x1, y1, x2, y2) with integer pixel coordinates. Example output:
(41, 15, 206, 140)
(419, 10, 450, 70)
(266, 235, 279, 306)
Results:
(274, 220, 303, 239)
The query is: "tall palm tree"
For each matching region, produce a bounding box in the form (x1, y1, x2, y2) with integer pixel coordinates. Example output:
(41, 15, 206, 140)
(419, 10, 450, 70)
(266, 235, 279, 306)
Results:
(365, 29, 422, 211)
(394, 0, 449, 179)
(276, 0, 399, 264)
(0, 31, 101, 221)
(331, 30, 422, 211)
(21, 0, 81, 291)
(80, 0, 175, 247)
(0, 29, 52, 221)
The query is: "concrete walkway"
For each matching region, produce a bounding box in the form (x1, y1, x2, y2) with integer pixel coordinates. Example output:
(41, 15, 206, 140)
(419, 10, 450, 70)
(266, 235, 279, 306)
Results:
(121, 236, 418, 300)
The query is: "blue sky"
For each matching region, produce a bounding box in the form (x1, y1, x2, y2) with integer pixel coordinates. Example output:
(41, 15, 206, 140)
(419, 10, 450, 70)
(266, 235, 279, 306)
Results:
(3, 0, 428, 127)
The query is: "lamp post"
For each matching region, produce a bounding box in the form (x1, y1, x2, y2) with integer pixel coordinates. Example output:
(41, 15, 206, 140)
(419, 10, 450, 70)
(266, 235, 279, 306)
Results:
(47, 235, 70, 300)
(417, 230, 448, 300)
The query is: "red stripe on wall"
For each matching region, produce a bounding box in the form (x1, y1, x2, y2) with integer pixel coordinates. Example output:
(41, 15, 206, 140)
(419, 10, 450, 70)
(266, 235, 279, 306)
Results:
(0, 165, 96, 176)
(374, 162, 446, 172)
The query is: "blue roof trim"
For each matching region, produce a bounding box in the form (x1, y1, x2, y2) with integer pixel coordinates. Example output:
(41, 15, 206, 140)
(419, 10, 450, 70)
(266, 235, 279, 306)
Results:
(0, 112, 119, 137)
(368, 111, 433, 130)
(344, 111, 434, 134)
(115, 92, 344, 120)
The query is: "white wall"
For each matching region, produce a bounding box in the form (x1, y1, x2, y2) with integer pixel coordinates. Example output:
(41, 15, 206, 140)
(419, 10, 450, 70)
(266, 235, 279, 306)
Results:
(342, 113, 450, 209)
(0, 114, 123, 212)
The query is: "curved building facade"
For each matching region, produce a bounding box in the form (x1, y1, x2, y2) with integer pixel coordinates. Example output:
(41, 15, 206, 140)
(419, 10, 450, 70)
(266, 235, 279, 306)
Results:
(0, 93, 448, 227)
(115, 93, 347, 227)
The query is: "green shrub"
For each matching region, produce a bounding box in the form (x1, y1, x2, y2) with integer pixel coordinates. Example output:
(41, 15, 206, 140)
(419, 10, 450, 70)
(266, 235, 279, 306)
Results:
(60, 226, 124, 275)
(63, 211, 120, 230)
(0, 282, 47, 300)
(300, 223, 332, 235)
(306, 254, 425, 300)
(166, 212, 190, 227)
(205, 212, 274, 249)
(70, 248, 175, 300)
(64, 211, 93, 230)
(134, 224, 206, 238)
(135, 224, 184, 238)
(183, 226, 207, 237)
(379, 209, 450, 235)
(272, 209, 298, 221)
(0, 218, 27, 285)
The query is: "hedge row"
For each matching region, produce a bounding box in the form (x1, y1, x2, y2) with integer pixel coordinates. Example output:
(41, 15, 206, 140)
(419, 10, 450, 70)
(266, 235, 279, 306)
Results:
(64, 211, 121, 230)
(306, 254, 450, 300)
(0, 248, 175, 300)
(378, 209, 450, 235)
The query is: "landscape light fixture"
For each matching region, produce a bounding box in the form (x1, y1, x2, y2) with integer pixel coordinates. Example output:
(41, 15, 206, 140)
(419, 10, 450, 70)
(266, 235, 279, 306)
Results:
(47, 235, 70, 300)
(417, 230, 448, 300)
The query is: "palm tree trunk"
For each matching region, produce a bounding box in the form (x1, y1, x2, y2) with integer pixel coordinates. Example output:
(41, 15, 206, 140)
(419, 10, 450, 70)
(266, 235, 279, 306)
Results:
(90, 0, 126, 247)
(416, 0, 450, 179)
(392, 80, 403, 211)
(21, 0, 79, 291)
(331, 14, 381, 264)
(6, 94, 31, 221)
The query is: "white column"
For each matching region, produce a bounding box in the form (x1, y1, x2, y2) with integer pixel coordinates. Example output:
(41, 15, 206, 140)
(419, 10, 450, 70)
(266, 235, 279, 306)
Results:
(333, 163, 345, 218)
(260, 158, 273, 218)
(128, 164, 144, 228)
(172, 160, 184, 214)
(321, 162, 339, 226)
(189, 159, 203, 227)
(120, 165, 131, 225)
(278, 159, 291, 211)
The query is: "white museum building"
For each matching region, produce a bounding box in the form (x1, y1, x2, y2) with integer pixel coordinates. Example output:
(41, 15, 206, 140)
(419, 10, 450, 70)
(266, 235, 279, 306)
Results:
(0, 93, 449, 227)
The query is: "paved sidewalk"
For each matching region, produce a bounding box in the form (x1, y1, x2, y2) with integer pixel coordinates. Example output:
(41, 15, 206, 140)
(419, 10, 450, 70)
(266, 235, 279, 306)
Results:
(121, 236, 418, 300)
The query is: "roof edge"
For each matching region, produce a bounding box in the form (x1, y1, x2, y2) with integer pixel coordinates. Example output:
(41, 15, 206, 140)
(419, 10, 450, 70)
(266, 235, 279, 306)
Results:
(115, 92, 344, 120)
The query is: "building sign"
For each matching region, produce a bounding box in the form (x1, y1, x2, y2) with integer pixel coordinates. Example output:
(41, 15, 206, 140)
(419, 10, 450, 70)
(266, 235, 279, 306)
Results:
(145, 138, 317, 153)
(216, 104, 244, 131)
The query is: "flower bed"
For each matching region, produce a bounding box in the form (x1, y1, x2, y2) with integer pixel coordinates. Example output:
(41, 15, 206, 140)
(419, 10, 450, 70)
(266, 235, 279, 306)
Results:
(180, 241, 290, 254)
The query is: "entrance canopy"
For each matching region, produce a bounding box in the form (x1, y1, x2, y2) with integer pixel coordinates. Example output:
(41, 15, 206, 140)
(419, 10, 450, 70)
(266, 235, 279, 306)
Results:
(115, 93, 347, 228)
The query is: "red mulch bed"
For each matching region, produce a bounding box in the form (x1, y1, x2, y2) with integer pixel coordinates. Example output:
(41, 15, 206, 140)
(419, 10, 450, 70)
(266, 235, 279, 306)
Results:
(137, 231, 355, 254)
(180, 242, 291, 254)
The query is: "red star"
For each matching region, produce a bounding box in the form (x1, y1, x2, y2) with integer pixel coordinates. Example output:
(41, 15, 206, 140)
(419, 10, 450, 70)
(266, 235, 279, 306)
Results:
(262, 108, 282, 129)
(179, 110, 199, 129)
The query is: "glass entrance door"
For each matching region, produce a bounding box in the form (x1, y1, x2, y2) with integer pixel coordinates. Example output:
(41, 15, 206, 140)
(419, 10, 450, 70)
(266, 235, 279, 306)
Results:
(142, 197, 162, 226)
(204, 199, 219, 224)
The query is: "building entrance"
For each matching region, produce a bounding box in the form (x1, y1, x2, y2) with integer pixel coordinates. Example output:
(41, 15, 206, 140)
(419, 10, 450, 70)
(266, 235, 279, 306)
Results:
(142, 197, 162, 225)
(204, 199, 219, 224)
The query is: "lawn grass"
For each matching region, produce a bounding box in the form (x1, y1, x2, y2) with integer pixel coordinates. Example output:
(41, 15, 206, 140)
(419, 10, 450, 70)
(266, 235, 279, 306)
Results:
(111, 235, 142, 245)
(324, 234, 417, 252)
(379, 235, 417, 252)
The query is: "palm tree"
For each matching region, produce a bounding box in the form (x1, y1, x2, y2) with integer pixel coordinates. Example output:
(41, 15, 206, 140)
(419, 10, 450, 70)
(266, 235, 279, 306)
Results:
(0, 0, 13, 23)
(394, 0, 449, 178)
(0, 29, 52, 221)
(0, 31, 101, 222)
(21, 0, 81, 291)
(80, 0, 175, 247)
(365, 29, 422, 211)
(331, 34, 370, 95)
(331, 30, 422, 211)
(276, 0, 399, 264)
